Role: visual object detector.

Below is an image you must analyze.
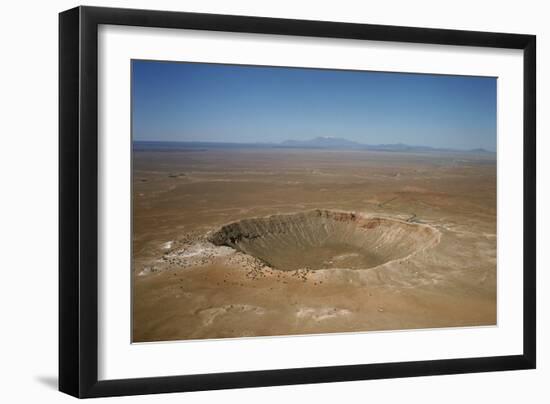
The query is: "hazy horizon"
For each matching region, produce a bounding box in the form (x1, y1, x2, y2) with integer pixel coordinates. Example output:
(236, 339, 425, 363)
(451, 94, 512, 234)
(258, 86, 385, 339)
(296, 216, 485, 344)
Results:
(132, 60, 497, 152)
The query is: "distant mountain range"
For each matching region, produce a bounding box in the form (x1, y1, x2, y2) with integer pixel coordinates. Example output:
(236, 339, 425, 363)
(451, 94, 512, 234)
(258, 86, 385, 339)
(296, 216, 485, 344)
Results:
(277, 137, 494, 153)
(281, 137, 363, 149)
(134, 137, 495, 154)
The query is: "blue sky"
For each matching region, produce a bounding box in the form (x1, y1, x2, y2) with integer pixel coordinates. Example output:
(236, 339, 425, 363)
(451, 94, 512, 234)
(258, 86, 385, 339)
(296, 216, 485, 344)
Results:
(132, 60, 497, 151)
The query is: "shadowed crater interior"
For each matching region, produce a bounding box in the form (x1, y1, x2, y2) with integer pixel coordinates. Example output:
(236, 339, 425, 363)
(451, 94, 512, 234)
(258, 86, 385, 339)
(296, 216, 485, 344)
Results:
(209, 210, 439, 271)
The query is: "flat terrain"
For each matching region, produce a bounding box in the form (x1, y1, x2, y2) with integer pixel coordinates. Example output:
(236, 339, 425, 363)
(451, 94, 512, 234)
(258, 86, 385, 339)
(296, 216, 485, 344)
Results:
(132, 148, 496, 342)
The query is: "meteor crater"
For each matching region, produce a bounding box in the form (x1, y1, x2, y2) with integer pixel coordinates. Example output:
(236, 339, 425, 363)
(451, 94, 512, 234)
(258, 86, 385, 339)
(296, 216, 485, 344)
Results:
(209, 210, 439, 271)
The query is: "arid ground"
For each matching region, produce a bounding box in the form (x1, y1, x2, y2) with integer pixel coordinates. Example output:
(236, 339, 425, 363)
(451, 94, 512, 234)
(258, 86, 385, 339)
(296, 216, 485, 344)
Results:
(132, 147, 496, 342)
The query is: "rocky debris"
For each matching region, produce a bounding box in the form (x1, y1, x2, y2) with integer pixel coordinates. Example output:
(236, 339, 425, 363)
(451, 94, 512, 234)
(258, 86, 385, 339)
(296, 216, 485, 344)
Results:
(290, 268, 313, 282)
(138, 266, 159, 276)
(160, 239, 234, 270)
(135, 232, 235, 274)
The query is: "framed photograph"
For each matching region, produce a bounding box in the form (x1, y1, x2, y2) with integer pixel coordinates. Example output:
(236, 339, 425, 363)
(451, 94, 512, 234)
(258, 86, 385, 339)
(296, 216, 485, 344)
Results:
(59, 6, 536, 398)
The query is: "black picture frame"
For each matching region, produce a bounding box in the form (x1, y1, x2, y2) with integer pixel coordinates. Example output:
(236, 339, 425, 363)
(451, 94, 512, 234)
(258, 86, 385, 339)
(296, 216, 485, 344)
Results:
(59, 6, 536, 398)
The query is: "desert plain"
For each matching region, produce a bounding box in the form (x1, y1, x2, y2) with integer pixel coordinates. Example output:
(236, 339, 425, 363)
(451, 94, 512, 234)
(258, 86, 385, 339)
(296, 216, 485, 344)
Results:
(132, 146, 496, 342)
